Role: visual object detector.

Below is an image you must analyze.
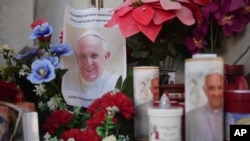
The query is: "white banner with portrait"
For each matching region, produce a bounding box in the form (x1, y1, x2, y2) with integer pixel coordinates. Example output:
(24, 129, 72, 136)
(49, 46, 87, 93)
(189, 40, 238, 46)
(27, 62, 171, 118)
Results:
(61, 5, 126, 108)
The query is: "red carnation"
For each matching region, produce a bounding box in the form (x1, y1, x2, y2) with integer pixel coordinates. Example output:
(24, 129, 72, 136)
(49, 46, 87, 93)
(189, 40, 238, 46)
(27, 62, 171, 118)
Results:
(80, 129, 101, 141)
(102, 91, 134, 119)
(30, 19, 48, 29)
(43, 110, 73, 134)
(61, 128, 83, 141)
(113, 92, 134, 119)
(0, 79, 22, 102)
(87, 98, 103, 115)
(59, 31, 63, 43)
(86, 109, 106, 129)
(61, 129, 101, 141)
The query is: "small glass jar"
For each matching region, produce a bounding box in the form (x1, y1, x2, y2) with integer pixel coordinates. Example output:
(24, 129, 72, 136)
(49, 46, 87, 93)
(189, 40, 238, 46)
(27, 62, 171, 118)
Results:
(224, 64, 244, 85)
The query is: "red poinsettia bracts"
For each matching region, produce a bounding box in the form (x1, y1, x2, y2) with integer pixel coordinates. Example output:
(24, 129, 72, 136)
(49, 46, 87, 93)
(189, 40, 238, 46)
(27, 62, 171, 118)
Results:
(105, 0, 198, 42)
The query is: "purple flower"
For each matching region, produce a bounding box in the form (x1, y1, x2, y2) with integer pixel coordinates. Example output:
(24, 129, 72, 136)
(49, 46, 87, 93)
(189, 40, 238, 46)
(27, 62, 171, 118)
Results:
(50, 43, 72, 56)
(239, 0, 250, 24)
(221, 0, 244, 12)
(27, 59, 55, 84)
(29, 23, 53, 40)
(203, 0, 245, 37)
(14, 46, 39, 60)
(203, 1, 221, 22)
(185, 29, 207, 54)
(219, 12, 244, 36)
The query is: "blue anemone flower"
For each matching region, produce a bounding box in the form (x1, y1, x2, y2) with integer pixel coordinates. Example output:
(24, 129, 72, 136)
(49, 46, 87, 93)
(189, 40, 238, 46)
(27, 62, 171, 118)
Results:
(14, 46, 39, 60)
(45, 56, 61, 68)
(50, 43, 73, 56)
(29, 23, 53, 40)
(27, 59, 55, 84)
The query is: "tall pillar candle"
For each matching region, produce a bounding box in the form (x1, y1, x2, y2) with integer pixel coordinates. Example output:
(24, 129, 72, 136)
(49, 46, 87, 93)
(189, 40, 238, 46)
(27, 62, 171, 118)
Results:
(185, 54, 224, 141)
(133, 66, 160, 140)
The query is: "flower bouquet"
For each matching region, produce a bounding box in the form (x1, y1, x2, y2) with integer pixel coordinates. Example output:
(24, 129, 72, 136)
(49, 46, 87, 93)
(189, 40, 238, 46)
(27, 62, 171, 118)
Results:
(1, 19, 135, 140)
(185, 0, 250, 54)
(0, 19, 72, 108)
(43, 90, 134, 141)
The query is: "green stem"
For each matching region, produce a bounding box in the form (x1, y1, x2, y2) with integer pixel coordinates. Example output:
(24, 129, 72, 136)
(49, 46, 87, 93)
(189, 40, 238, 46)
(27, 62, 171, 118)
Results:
(39, 40, 51, 54)
(6, 59, 12, 66)
(50, 80, 61, 94)
(210, 0, 213, 53)
(167, 43, 172, 69)
(210, 17, 214, 53)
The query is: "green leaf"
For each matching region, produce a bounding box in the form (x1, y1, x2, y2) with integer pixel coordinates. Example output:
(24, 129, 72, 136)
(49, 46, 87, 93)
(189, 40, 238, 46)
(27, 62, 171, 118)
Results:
(81, 112, 90, 118)
(73, 106, 81, 113)
(115, 75, 123, 90)
(96, 126, 105, 137)
(131, 50, 149, 58)
(2, 66, 21, 80)
(55, 68, 68, 81)
(106, 124, 115, 129)
(121, 68, 133, 99)
(126, 37, 146, 50)
(137, 58, 159, 66)
(151, 42, 169, 61)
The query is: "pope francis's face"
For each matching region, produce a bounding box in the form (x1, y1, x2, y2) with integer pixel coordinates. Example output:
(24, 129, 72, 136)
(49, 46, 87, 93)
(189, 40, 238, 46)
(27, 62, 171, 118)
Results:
(150, 77, 160, 101)
(203, 73, 224, 109)
(76, 35, 110, 82)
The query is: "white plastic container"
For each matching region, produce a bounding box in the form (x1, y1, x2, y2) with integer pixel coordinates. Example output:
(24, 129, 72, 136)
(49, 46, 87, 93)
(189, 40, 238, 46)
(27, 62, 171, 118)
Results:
(147, 106, 183, 141)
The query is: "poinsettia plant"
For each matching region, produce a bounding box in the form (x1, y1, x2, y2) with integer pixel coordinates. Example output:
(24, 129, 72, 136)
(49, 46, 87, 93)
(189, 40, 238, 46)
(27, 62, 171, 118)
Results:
(43, 90, 134, 141)
(105, 0, 201, 69)
(105, 0, 250, 70)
